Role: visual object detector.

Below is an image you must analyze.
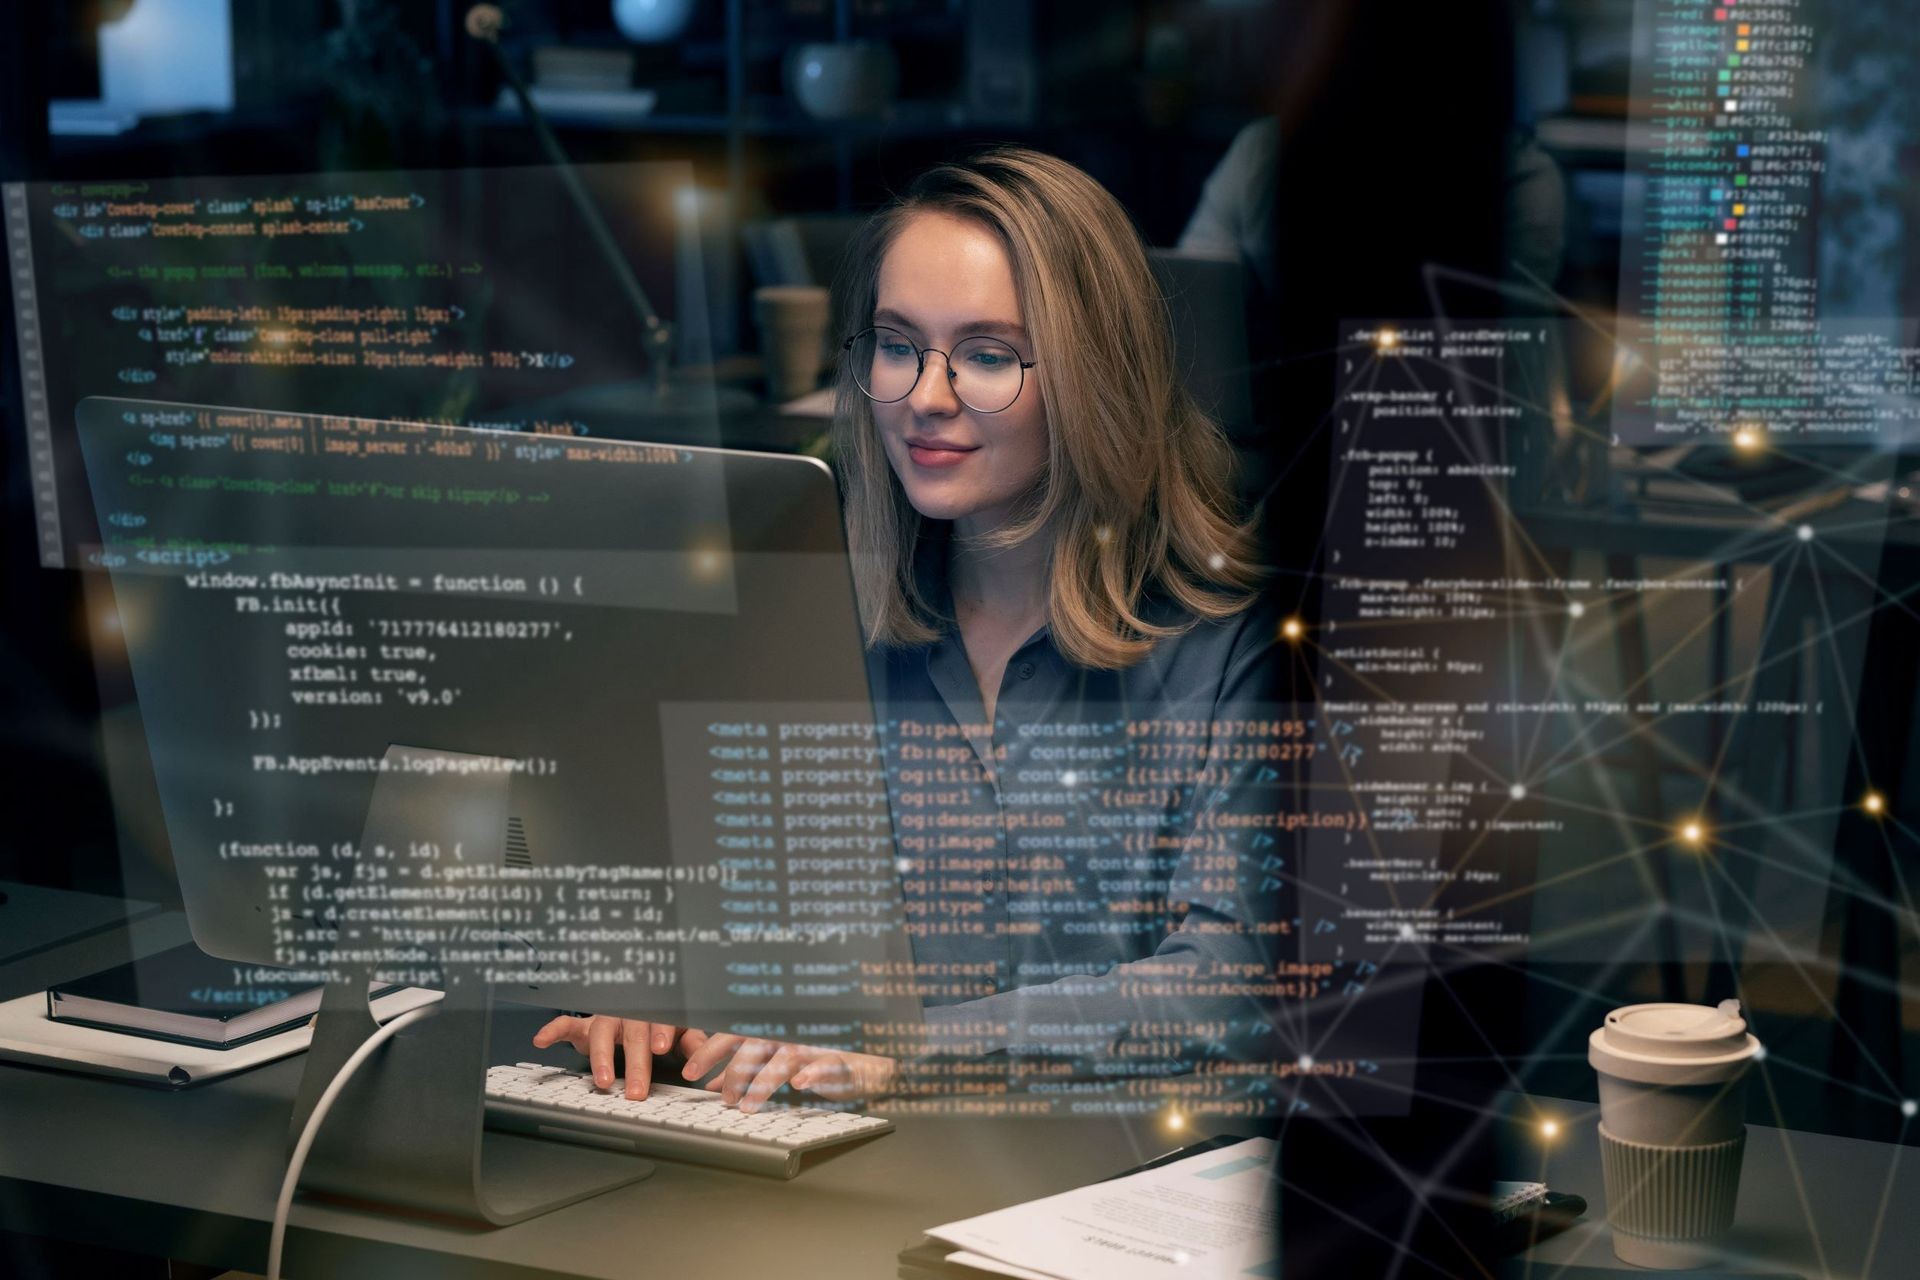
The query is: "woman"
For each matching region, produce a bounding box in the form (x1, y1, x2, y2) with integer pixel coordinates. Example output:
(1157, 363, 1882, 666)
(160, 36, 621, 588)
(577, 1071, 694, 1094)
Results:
(537, 147, 1285, 1111)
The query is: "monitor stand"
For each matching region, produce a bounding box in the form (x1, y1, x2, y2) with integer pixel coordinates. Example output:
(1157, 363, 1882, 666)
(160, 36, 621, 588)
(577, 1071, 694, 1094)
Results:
(287, 971, 652, 1225)
(284, 745, 653, 1225)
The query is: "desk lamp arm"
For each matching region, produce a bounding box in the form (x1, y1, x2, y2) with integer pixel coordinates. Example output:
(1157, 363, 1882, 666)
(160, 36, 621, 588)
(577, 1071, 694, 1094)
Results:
(466, 4, 677, 395)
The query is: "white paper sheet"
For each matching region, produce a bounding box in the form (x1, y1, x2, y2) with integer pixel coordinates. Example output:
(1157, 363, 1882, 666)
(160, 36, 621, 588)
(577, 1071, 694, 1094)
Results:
(927, 1136, 1278, 1280)
(945, 1251, 1062, 1280)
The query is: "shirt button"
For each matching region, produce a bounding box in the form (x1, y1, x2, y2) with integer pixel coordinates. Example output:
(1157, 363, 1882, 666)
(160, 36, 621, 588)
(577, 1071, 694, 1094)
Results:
(1016, 662, 1035, 680)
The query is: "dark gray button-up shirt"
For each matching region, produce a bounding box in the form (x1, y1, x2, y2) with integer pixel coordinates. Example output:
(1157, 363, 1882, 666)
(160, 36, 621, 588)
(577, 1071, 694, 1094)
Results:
(868, 575, 1290, 1077)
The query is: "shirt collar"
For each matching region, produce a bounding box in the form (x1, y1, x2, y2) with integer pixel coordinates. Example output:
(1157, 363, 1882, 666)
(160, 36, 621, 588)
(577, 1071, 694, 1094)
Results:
(911, 522, 1056, 659)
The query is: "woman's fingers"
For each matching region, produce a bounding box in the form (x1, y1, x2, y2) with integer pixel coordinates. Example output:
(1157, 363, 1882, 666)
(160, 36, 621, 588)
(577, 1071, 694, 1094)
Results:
(621, 1020, 655, 1099)
(790, 1054, 847, 1097)
(586, 1015, 623, 1090)
(719, 1039, 776, 1106)
(531, 1014, 693, 1097)
(795, 1051, 894, 1102)
(680, 1032, 742, 1082)
(531, 1015, 582, 1051)
(737, 1043, 804, 1112)
(543, 1027, 884, 1108)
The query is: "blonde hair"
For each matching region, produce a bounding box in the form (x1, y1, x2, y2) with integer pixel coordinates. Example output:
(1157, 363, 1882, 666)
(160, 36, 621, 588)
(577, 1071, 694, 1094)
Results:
(832, 146, 1262, 669)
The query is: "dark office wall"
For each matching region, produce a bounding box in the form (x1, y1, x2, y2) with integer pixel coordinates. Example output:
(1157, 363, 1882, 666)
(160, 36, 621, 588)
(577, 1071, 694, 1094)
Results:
(1261, 5, 1518, 1275)
(0, 0, 128, 897)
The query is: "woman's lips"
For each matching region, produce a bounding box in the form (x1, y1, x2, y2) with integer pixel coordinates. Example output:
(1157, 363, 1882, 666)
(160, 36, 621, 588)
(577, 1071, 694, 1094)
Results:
(906, 441, 977, 468)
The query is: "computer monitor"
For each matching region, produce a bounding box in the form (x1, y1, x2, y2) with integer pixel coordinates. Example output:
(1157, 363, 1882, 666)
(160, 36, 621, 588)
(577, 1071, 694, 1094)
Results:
(73, 394, 920, 1221)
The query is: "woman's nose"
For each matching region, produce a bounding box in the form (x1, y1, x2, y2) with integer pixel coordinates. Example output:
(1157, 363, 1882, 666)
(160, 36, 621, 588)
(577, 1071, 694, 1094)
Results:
(906, 349, 961, 415)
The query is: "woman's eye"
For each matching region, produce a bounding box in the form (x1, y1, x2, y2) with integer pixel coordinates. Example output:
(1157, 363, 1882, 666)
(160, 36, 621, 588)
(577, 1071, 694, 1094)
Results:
(968, 351, 1006, 367)
(880, 343, 915, 359)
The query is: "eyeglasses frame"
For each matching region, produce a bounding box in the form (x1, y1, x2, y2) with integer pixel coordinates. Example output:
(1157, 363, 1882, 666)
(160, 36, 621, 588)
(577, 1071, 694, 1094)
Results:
(841, 325, 1037, 414)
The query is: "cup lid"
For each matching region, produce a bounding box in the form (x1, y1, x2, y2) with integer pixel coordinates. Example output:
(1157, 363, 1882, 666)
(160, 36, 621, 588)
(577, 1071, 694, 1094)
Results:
(1589, 1002, 1761, 1085)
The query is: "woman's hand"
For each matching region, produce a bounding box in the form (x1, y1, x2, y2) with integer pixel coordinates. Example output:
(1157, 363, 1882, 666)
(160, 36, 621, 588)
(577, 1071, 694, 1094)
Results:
(531, 1014, 704, 1101)
(677, 1033, 897, 1112)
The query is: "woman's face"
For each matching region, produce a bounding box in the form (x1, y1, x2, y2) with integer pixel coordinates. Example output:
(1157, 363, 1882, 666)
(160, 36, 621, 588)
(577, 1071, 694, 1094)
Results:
(869, 211, 1048, 533)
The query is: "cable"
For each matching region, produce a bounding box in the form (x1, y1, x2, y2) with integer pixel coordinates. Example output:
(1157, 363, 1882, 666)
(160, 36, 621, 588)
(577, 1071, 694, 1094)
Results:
(268, 1003, 437, 1280)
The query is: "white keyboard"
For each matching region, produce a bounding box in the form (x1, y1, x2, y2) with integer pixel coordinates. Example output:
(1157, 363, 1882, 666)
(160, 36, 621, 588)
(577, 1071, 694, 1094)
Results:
(483, 1062, 893, 1178)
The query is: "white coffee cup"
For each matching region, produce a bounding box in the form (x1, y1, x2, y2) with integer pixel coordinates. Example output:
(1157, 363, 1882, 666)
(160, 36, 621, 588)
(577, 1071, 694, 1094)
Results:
(1590, 1001, 1761, 1269)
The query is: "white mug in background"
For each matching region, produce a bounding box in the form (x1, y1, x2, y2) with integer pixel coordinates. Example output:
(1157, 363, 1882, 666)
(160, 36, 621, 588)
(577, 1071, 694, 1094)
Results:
(754, 285, 831, 404)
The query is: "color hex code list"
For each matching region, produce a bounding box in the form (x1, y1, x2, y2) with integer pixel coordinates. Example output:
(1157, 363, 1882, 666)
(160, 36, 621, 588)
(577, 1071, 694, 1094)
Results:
(1611, 0, 1920, 444)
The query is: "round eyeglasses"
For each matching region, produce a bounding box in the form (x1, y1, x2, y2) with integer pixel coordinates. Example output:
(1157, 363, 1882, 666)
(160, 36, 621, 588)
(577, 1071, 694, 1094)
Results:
(843, 325, 1036, 414)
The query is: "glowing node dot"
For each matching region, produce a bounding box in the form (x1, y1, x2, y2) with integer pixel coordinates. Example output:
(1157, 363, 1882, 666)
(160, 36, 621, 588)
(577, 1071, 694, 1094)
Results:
(1297, 1054, 1314, 1071)
(1282, 618, 1305, 642)
(1208, 553, 1226, 571)
(1376, 329, 1399, 350)
(1094, 525, 1113, 544)
(1509, 783, 1527, 801)
(1753, 1044, 1767, 1062)
(1900, 487, 1912, 500)
(1797, 524, 1814, 542)
(1864, 791, 1886, 816)
(895, 857, 912, 874)
(1165, 1110, 1186, 1132)
(1397, 923, 1417, 941)
(1903, 1099, 1917, 1118)
(1731, 426, 1763, 453)
(1681, 820, 1706, 846)
(1568, 601, 1586, 619)
(1060, 770, 1079, 788)
(1540, 1120, 1560, 1139)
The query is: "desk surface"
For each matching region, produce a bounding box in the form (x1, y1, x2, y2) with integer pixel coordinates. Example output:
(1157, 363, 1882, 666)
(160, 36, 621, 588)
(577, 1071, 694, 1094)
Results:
(0, 920, 1185, 1280)
(1507, 1095, 1918, 1279)
(10, 917, 1915, 1279)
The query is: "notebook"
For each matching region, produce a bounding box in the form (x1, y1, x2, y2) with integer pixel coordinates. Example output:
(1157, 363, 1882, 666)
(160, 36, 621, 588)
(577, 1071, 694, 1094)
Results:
(47, 942, 393, 1049)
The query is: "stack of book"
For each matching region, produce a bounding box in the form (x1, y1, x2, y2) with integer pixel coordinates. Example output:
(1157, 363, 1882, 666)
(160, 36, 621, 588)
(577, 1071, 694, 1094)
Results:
(47, 942, 395, 1049)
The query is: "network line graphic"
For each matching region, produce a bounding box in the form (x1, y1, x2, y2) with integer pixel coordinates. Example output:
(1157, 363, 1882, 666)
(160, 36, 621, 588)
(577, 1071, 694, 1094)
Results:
(1248, 273, 1919, 1272)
